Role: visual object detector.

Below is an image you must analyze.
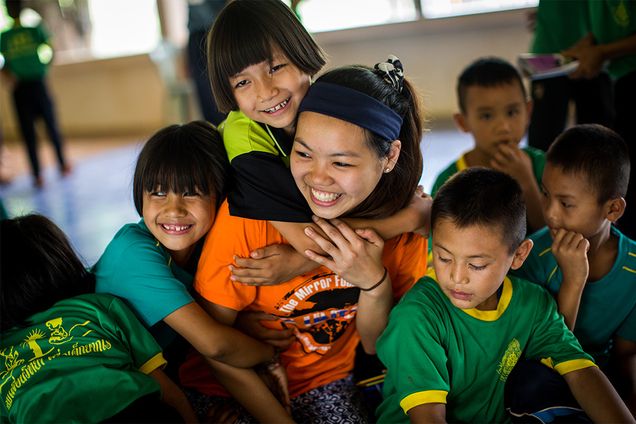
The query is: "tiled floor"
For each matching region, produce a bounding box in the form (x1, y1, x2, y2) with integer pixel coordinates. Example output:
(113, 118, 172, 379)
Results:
(0, 124, 474, 266)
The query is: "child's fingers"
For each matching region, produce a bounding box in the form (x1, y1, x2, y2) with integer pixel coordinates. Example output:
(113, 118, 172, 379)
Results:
(311, 216, 350, 249)
(233, 257, 264, 269)
(303, 248, 335, 269)
(304, 226, 341, 261)
(250, 244, 284, 259)
(354, 228, 384, 247)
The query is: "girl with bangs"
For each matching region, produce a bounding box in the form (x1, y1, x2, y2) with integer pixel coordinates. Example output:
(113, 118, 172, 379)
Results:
(93, 121, 292, 421)
(207, 0, 430, 284)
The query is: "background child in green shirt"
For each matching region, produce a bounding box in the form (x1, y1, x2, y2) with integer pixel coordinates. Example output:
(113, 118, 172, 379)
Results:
(431, 57, 546, 234)
(0, 214, 195, 423)
(512, 124, 636, 414)
(377, 168, 632, 423)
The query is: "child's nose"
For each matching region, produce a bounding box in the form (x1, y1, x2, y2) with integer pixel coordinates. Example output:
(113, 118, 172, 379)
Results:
(164, 197, 187, 216)
(451, 264, 468, 285)
(257, 78, 277, 101)
(308, 163, 333, 186)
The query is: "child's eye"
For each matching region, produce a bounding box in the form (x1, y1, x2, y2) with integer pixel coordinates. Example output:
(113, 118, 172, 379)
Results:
(469, 263, 487, 271)
(150, 191, 166, 197)
(295, 150, 311, 159)
(233, 79, 249, 89)
(479, 113, 492, 121)
(561, 201, 573, 209)
(270, 63, 286, 74)
(507, 107, 520, 117)
(333, 162, 352, 168)
(437, 255, 451, 264)
(183, 191, 200, 197)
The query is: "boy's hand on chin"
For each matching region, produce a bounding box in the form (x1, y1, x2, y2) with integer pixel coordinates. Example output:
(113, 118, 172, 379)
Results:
(551, 228, 590, 288)
(490, 143, 534, 184)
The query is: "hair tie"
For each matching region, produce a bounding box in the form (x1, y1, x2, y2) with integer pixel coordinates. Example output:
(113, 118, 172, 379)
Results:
(374, 55, 404, 93)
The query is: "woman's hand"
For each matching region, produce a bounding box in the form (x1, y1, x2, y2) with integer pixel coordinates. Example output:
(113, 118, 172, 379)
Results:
(303, 216, 385, 290)
(230, 244, 315, 285)
(234, 310, 295, 349)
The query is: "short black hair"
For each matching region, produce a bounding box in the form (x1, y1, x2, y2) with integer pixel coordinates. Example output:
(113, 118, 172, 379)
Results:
(432, 167, 526, 254)
(457, 57, 526, 113)
(311, 64, 424, 219)
(1, 214, 95, 331)
(547, 124, 630, 203)
(133, 121, 231, 216)
(207, 0, 326, 112)
(5, 0, 22, 19)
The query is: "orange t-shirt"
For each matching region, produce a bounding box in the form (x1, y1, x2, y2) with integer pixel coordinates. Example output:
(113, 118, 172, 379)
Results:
(180, 200, 427, 398)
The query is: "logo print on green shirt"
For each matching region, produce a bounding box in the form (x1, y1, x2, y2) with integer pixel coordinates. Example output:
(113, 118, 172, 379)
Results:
(497, 339, 521, 381)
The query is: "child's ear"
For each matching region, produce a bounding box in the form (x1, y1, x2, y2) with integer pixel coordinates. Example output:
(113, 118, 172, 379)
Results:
(605, 197, 626, 223)
(510, 239, 533, 270)
(453, 112, 469, 133)
(525, 99, 534, 122)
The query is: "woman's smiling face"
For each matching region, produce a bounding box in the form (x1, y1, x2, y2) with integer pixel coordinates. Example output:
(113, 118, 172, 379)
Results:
(291, 111, 392, 219)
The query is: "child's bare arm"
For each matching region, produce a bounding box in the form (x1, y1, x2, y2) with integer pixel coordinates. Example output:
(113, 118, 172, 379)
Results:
(564, 366, 634, 423)
(252, 189, 430, 285)
(164, 300, 276, 368)
(407, 403, 447, 424)
(199, 301, 295, 423)
(149, 368, 198, 423)
(614, 337, 636, 414)
(550, 229, 590, 329)
(491, 144, 545, 232)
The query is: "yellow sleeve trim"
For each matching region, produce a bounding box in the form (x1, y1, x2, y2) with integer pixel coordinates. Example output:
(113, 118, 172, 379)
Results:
(400, 390, 448, 413)
(554, 359, 597, 375)
(139, 352, 167, 374)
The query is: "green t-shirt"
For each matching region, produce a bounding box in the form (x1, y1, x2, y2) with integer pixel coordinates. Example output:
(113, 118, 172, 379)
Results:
(93, 220, 195, 348)
(0, 293, 166, 423)
(531, 0, 590, 54)
(376, 274, 594, 424)
(589, 0, 636, 80)
(512, 226, 636, 364)
(431, 147, 546, 197)
(0, 22, 49, 80)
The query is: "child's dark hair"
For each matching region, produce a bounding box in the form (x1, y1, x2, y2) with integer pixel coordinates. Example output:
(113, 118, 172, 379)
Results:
(207, 0, 326, 112)
(547, 124, 630, 203)
(457, 57, 526, 113)
(133, 121, 231, 216)
(432, 168, 526, 254)
(315, 64, 424, 219)
(5, 0, 22, 19)
(1, 214, 95, 331)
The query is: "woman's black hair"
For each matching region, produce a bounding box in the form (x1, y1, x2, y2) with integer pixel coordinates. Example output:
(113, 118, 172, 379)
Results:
(312, 65, 424, 219)
(207, 0, 326, 112)
(132, 121, 231, 216)
(1, 214, 95, 331)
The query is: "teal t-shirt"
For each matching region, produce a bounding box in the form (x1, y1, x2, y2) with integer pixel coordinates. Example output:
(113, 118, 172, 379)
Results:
(376, 274, 594, 424)
(0, 294, 165, 424)
(589, 0, 636, 80)
(93, 220, 195, 348)
(431, 147, 546, 197)
(0, 22, 49, 80)
(512, 225, 636, 364)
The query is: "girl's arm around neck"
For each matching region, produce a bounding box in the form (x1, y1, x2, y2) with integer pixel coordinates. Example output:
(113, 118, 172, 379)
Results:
(163, 300, 275, 368)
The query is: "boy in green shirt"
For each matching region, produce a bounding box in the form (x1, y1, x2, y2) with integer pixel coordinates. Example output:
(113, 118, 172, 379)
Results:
(512, 124, 636, 413)
(377, 168, 632, 423)
(431, 57, 545, 234)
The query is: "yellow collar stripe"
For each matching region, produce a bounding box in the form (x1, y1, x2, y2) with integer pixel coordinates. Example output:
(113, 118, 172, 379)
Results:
(461, 277, 512, 321)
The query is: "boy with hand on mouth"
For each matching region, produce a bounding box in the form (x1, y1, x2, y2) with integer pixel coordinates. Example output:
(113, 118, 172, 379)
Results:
(431, 57, 545, 233)
(376, 167, 632, 423)
(511, 124, 636, 416)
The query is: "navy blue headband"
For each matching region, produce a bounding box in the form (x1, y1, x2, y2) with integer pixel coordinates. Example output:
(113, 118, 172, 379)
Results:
(298, 81, 403, 141)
